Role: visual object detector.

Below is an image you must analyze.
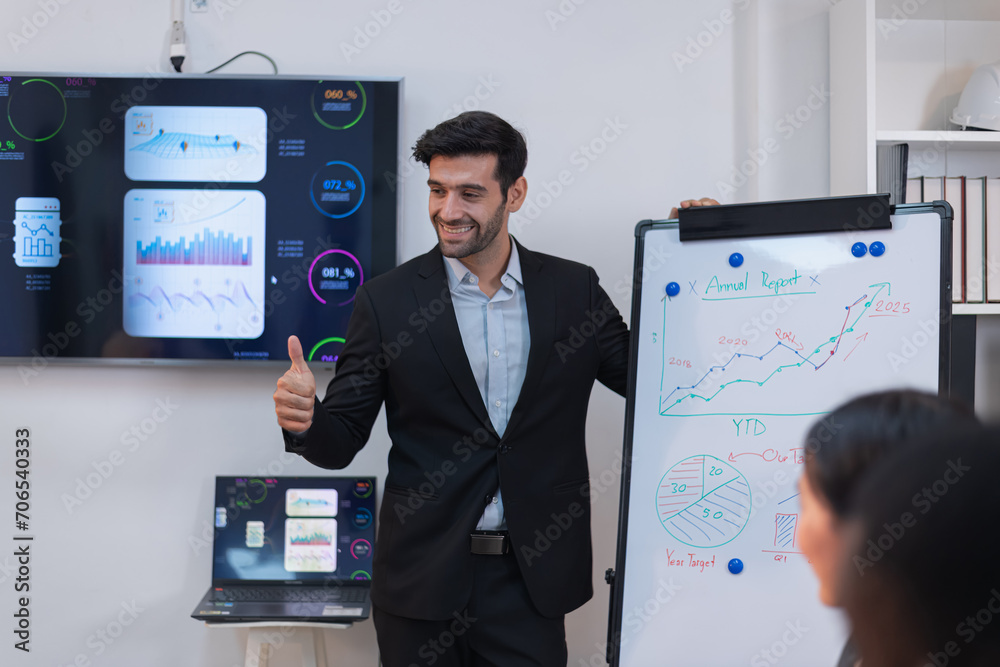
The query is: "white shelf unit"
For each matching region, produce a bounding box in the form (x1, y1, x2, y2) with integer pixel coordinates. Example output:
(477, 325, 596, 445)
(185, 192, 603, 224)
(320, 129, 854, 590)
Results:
(954, 303, 1000, 315)
(831, 0, 1000, 313)
(877, 131, 1000, 150)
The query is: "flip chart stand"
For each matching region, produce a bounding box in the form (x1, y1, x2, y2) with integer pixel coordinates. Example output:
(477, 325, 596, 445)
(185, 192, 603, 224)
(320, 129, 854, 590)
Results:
(607, 195, 953, 667)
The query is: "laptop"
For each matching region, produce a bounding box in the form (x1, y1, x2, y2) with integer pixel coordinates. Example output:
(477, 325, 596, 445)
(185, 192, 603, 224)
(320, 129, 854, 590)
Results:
(191, 476, 376, 624)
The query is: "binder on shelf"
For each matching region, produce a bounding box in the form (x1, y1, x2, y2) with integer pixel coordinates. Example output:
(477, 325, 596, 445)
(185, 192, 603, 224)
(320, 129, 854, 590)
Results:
(876, 143, 909, 205)
(965, 177, 986, 304)
(905, 176, 923, 203)
(987, 177, 1000, 303)
(923, 176, 944, 203)
(944, 176, 965, 303)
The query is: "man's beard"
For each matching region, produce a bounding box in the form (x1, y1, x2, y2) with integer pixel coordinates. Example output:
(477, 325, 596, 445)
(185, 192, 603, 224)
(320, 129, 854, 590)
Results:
(434, 199, 506, 259)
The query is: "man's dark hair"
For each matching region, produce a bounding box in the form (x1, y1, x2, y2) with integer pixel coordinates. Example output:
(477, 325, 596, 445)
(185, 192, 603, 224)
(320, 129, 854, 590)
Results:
(412, 111, 528, 198)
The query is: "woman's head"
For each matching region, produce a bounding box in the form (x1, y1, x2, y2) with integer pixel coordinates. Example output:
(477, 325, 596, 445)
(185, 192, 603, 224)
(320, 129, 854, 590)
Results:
(797, 389, 977, 606)
(839, 425, 1000, 667)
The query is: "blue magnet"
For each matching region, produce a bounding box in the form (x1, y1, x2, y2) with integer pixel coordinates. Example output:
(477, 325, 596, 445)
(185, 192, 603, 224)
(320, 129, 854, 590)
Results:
(729, 252, 744, 268)
(851, 242, 868, 258)
(728, 558, 744, 574)
(666, 282, 680, 297)
(870, 241, 885, 257)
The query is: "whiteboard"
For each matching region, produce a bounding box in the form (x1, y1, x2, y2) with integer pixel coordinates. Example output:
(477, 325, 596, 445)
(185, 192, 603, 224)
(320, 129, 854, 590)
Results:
(611, 207, 948, 667)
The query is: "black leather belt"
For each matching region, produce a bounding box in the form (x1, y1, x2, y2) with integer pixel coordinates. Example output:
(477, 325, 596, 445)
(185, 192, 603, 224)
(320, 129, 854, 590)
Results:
(470, 530, 510, 555)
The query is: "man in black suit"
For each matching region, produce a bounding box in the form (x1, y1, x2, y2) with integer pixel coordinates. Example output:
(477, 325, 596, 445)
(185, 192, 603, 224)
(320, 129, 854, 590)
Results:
(274, 111, 713, 665)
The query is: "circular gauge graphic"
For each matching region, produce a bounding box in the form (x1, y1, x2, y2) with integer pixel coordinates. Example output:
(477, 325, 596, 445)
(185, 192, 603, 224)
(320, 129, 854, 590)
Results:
(350, 539, 372, 559)
(353, 480, 373, 499)
(309, 337, 346, 364)
(236, 478, 269, 508)
(311, 81, 367, 130)
(8, 78, 67, 142)
(310, 161, 366, 218)
(351, 570, 372, 581)
(308, 249, 363, 306)
(656, 455, 751, 548)
(352, 507, 373, 529)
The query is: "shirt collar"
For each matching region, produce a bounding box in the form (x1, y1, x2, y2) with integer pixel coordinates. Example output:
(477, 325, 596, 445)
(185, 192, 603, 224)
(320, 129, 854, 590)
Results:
(442, 236, 523, 290)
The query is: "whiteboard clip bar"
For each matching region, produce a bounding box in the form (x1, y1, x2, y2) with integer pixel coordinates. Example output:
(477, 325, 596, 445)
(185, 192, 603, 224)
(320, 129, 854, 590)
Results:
(677, 193, 893, 241)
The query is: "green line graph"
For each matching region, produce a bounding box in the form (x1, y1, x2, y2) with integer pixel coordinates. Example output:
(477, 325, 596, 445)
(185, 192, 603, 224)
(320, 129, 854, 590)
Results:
(660, 283, 890, 417)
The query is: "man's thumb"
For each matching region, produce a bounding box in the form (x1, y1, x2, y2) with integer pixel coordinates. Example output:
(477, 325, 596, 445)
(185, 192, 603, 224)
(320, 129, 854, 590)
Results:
(288, 335, 310, 374)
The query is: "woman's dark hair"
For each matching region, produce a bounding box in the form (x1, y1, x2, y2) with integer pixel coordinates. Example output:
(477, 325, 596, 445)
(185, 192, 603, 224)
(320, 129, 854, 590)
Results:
(802, 389, 978, 516)
(412, 111, 528, 198)
(840, 425, 1000, 667)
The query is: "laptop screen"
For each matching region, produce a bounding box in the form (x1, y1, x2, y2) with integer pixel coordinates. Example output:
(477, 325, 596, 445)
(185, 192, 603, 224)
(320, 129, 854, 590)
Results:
(211, 476, 376, 584)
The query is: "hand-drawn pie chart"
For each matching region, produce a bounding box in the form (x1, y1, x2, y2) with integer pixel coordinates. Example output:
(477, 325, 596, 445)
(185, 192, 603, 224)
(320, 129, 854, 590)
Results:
(656, 455, 751, 548)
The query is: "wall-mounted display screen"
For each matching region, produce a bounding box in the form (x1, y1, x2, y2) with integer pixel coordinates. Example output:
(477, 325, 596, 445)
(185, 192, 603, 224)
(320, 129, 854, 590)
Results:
(0, 74, 400, 363)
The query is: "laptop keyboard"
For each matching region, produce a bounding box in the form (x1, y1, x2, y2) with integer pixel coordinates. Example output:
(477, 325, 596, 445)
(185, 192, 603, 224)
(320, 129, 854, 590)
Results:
(212, 587, 367, 603)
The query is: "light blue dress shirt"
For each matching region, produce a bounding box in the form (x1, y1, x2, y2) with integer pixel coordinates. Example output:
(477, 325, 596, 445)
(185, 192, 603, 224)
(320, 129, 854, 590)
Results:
(442, 238, 530, 531)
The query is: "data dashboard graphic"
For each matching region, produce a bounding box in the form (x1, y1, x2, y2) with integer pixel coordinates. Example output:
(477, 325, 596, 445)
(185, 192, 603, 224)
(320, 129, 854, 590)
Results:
(284, 518, 337, 572)
(310, 81, 366, 130)
(6, 78, 66, 142)
(308, 337, 346, 364)
(286, 489, 339, 517)
(12, 197, 61, 268)
(124, 106, 267, 182)
(245, 521, 265, 548)
(0, 74, 399, 362)
(131, 131, 257, 159)
(122, 189, 265, 339)
(308, 249, 363, 305)
(310, 161, 365, 219)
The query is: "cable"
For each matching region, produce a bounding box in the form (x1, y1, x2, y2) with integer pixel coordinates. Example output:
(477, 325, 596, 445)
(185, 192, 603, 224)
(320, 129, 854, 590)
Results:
(205, 51, 278, 75)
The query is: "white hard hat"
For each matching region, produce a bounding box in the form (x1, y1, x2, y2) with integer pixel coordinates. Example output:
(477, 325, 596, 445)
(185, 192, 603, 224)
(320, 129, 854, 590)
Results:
(951, 60, 1000, 131)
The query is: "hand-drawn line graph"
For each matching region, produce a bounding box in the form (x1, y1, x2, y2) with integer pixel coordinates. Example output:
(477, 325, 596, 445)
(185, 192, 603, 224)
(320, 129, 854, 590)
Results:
(658, 282, 891, 417)
(656, 455, 751, 548)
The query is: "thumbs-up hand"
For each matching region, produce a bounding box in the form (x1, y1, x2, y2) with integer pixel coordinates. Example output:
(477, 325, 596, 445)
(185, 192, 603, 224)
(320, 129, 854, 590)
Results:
(274, 335, 316, 433)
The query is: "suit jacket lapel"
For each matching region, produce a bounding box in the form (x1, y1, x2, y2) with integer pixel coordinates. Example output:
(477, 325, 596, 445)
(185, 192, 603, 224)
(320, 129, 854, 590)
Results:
(414, 246, 498, 438)
(505, 239, 555, 438)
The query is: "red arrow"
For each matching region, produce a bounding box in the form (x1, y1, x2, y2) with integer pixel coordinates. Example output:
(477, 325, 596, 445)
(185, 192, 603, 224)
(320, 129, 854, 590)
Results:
(729, 452, 765, 462)
(774, 330, 804, 351)
(843, 332, 869, 361)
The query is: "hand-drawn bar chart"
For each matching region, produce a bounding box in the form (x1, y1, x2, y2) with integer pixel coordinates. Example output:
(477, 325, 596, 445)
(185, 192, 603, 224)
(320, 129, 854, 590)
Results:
(656, 455, 751, 548)
(774, 513, 798, 550)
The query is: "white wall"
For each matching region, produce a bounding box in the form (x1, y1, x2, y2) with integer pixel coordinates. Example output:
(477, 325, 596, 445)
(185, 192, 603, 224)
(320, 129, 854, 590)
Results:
(5, 1, 991, 666)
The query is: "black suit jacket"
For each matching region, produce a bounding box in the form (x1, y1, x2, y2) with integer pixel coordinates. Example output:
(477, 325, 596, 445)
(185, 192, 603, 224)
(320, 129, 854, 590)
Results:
(285, 239, 630, 619)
